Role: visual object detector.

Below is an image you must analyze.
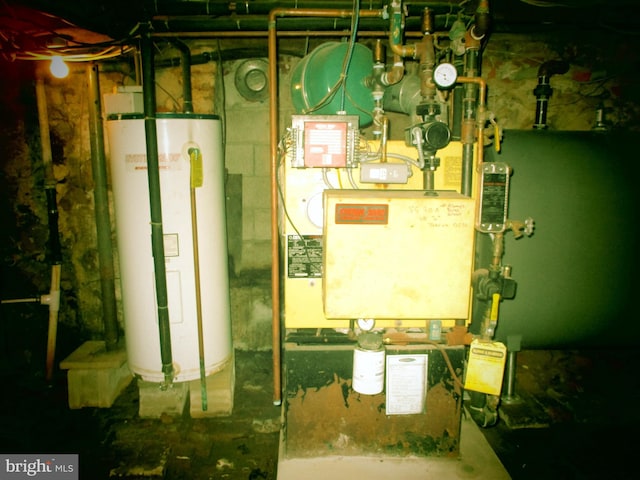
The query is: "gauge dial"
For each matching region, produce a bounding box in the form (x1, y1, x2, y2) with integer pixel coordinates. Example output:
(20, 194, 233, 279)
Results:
(356, 318, 376, 331)
(433, 63, 458, 89)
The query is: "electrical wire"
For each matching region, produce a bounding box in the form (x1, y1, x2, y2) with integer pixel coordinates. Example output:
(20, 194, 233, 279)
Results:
(303, 0, 361, 115)
(339, 0, 360, 112)
(215, 40, 227, 148)
(276, 131, 318, 275)
(14, 44, 135, 62)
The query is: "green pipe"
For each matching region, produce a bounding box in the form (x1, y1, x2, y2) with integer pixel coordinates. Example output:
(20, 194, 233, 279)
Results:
(87, 63, 119, 351)
(141, 27, 175, 385)
(460, 49, 480, 197)
(389, 1, 404, 46)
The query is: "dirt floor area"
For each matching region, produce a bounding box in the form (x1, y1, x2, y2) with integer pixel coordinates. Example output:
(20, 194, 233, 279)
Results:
(480, 348, 640, 480)
(0, 349, 281, 479)
(1, 319, 639, 480)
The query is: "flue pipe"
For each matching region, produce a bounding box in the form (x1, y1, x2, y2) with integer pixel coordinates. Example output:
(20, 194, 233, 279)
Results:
(169, 39, 194, 113)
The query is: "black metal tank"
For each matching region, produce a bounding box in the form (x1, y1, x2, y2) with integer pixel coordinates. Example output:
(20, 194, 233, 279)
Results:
(474, 129, 638, 349)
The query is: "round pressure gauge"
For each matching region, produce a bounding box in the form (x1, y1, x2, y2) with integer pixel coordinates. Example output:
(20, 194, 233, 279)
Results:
(357, 318, 376, 331)
(433, 63, 458, 89)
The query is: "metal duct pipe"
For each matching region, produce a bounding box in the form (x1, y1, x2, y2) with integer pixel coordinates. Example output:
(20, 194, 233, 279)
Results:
(169, 39, 193, 113)
(87, 63, 119, 351)
(141, 26, 175, 386)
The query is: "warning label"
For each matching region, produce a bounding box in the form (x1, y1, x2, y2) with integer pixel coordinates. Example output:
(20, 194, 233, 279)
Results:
(287, 235, 322, 278)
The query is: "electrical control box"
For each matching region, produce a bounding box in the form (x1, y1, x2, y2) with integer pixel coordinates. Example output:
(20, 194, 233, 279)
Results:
(323, 189, 475, 320)
(360, 162, 410, 184)
(290, 115, 359, 168)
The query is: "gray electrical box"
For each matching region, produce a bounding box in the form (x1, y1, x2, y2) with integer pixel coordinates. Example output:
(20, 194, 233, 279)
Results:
(360, 163, 410, 184)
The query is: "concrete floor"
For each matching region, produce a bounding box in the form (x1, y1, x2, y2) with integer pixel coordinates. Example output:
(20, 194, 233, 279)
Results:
(277, 409, 510, 480)
(1, 347, 639, 479)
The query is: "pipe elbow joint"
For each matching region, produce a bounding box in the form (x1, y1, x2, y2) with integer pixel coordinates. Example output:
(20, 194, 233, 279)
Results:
(537, 60, 570, 78)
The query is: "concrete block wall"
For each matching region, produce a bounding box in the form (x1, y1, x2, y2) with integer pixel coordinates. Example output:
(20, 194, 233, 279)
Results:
(222, 56, 296, 273)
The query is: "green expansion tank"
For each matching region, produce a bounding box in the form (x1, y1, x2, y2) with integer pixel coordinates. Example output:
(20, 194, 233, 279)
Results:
(291, 42, 375, 126)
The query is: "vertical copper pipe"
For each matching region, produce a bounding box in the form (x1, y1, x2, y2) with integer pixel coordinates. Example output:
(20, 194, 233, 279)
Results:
(457, 76, 486, 165)
(267, 9, 281, 406)
(268, 7, 384, 406)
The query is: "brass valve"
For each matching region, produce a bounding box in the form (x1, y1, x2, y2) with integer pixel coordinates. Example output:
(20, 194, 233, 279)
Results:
(507, 217, 535, 239)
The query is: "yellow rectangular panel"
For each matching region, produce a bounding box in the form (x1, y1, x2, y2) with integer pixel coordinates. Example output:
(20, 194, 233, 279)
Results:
(323, 189, 475, 319)
(464, 339, 507, 396)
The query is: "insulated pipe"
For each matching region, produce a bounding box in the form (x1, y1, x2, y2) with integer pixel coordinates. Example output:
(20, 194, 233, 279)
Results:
(268, 6, 384, 406)
(169, 39, 194, 113)
(87, 63, 119, 351)
(141, 27, 175, 386)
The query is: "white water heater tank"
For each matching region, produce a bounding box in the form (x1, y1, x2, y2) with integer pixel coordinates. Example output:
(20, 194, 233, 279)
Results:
(106, 113, 232, 383)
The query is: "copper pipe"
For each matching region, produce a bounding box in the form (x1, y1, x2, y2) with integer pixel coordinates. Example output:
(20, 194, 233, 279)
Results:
(384, 53, 405, 85)
(456, 76, 487, 165)
(268, 7, 384, 406)
(268, 10, 280, 407)
(152, 30, 426, 39)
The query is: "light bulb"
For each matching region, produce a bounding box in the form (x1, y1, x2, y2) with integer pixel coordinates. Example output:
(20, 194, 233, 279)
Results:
(50, 56, 69, 79)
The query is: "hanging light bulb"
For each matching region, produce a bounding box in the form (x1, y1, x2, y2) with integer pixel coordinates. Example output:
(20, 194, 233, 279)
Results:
(50, 56, 69, 79)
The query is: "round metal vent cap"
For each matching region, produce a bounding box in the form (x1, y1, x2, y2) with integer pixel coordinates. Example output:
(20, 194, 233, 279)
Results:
(234, 58, 269, 102)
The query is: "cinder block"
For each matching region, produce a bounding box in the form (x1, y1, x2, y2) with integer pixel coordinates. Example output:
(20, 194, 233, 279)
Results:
(138, 380, 189, 418)
(60, 340, 132, 409)
(189, 357, 235, 418)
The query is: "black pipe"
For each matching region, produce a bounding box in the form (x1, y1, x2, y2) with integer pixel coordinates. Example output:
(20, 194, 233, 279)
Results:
(148, 15, 472, 34)
(150, 1, 462, 18)
(533, 60, 569, 129)
(141, 26, 175, 385)
(44, 187, 62, 265)
(87, 63, 119, 351)
(169, 39, 193, 113)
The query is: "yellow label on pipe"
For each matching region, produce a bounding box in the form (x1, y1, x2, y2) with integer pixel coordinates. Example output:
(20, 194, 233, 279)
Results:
(189, 148, 203, 188)
(490, 292, 501, 322)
